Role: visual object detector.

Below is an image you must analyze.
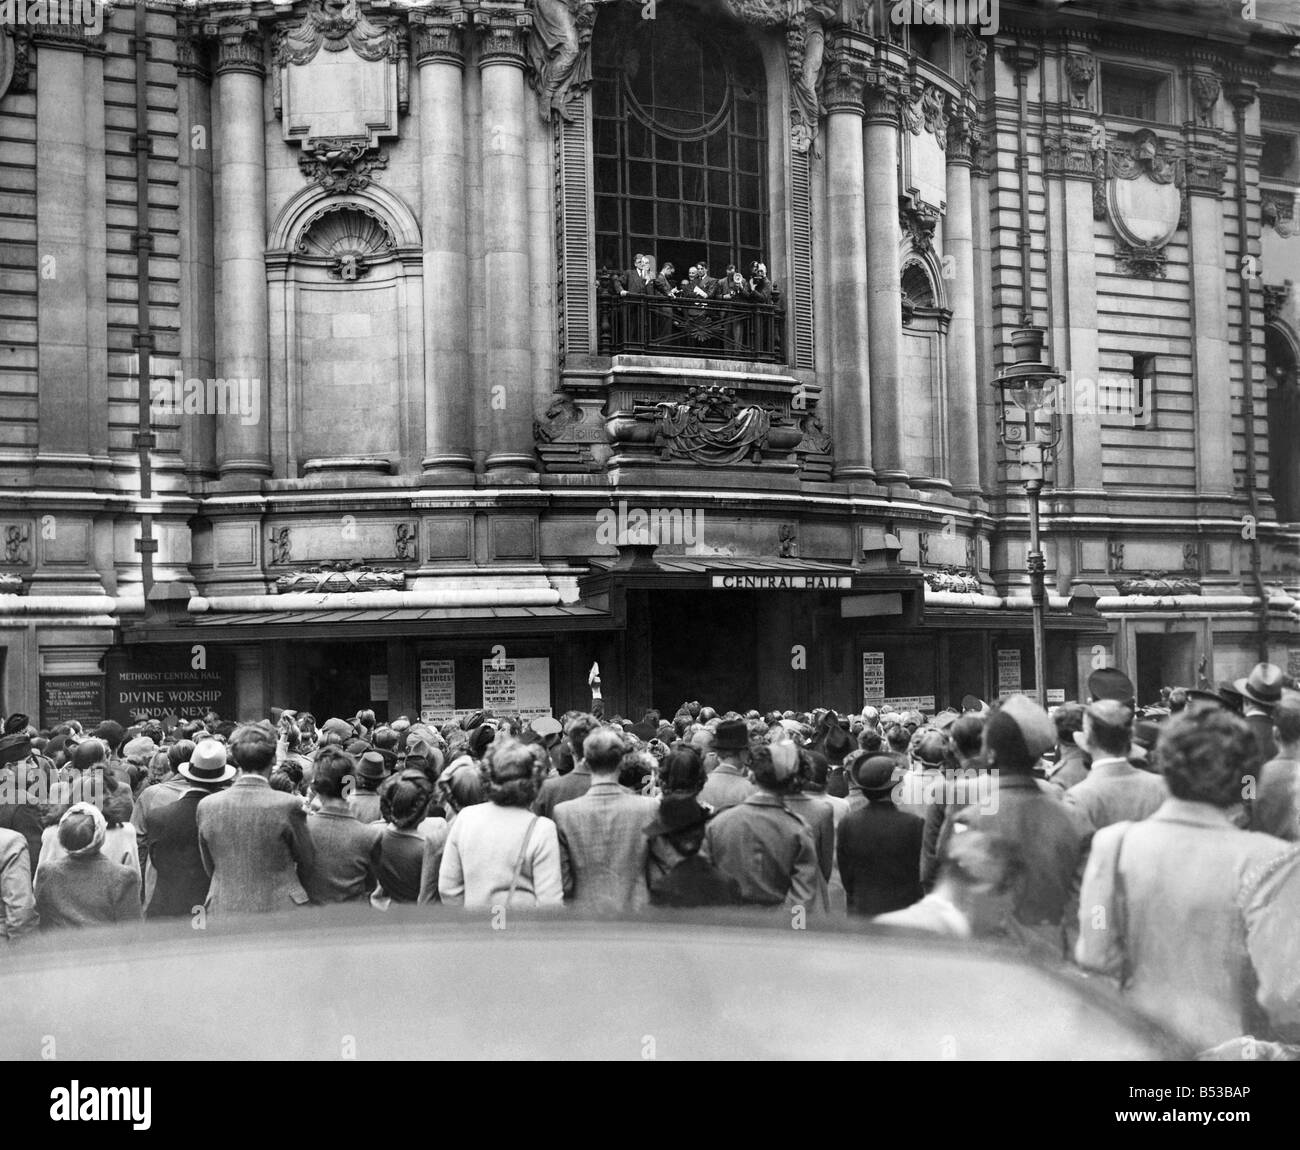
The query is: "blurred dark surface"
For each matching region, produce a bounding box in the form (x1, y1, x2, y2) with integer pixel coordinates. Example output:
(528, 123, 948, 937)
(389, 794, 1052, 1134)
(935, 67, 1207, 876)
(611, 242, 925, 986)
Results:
(0, 908, 1189, 1060)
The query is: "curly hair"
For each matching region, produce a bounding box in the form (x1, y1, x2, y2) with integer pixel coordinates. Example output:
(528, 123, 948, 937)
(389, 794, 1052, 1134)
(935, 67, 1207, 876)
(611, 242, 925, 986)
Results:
(482, 738, 546, 808)
(379, 769, 435, 829)
(1156, 707, 1260, 808)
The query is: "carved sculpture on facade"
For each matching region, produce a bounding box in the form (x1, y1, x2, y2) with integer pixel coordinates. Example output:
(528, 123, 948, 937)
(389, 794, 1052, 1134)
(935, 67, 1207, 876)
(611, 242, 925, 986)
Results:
(920, 84, 949, 147)
(1064, 51, 1095, 108)
(269, 527, 292, 565)
(298, 137, 388, 193)
(925, 566, 981, 594)
(778, 524, 799, 558)
(2, 525, 30, 565)
(1116, 573, 1202, 596)
(395, 523, 417, 561)
(1190, 72, 1220, 127)
(275, 0, 398, 65)
(1262, 189, 1299, 238)
(1096, 129, 1185, 279)
(615, 385, 801, 467)
(296, 203, 397, 278)
(788, 0, 834, 154)
(527, 0, 597, 122)
(275, 562, 406, 594)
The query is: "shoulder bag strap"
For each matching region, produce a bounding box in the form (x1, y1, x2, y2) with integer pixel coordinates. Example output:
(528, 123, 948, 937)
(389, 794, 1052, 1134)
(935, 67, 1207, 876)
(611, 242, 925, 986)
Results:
(505, 814, 540, 911)
(1112, 823, 1132, 989)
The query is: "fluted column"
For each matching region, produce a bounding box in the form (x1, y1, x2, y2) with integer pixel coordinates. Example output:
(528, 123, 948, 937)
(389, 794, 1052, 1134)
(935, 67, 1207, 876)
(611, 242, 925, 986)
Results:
(945, 115, 980, 495)
(213, 23, 271, 486)
(865, 84, 906, 483)
(825, 59, 873, 481)
(415, 14, 474, 475)
(476, 8, 537, 477)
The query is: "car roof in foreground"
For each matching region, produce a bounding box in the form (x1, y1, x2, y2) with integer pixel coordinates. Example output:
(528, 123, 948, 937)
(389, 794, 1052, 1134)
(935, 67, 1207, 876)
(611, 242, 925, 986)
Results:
(0, 908, 1188, 1061)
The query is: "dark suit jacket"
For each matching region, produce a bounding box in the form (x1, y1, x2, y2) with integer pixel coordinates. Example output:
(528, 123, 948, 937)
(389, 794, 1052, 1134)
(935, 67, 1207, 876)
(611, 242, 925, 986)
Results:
(146, 787, 217, 919)
(196, 774, 316, 913)
(652, 854, 743, 908)
(621, 268, 654, 295)
(836, 801, 925, 917)
(1246, 712, 1278, 765)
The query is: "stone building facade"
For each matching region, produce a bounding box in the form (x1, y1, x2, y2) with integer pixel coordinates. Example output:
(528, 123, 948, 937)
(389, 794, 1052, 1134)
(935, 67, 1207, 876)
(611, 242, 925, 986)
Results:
(0, 0, 1297, 725)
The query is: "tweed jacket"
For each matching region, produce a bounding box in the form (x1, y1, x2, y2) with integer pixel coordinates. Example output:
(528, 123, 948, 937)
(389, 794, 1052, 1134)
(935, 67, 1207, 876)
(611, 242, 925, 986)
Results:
(196, 774, 316, 913)
(554, 778, 659, 914)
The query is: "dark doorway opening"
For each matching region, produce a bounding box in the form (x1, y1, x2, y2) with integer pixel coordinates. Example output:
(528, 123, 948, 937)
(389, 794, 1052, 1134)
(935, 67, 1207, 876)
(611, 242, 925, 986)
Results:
(649, 590, 758, 715)
(1135, 632, 1196, 709)
(296, 642, 387, 724)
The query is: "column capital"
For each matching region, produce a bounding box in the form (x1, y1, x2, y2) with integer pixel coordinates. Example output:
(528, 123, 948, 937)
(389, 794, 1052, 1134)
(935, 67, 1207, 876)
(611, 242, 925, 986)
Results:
(822, 57, 866, 115)
(212, 19, 266, 78)
(863, 80, 903, 126)
(177, 21, 212, 80)
(473, 6, 531, 70)
(947, 114, 974, 165)
(412, 10, 468, 69)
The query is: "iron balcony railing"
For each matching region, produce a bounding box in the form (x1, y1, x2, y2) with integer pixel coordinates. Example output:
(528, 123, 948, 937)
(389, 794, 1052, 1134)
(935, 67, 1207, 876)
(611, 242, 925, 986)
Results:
(597, 292, 786, 363)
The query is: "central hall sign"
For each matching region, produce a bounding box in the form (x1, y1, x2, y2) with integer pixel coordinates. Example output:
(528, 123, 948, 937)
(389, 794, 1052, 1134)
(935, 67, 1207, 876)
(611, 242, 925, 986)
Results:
(710, 574, 852, 590)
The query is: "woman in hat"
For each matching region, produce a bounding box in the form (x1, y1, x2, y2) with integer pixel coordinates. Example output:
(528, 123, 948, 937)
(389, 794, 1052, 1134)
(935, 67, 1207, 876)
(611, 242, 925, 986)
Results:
(35, 802, 141, 929)
(437, 738, 562, 909)
(37, 743, 141, 883)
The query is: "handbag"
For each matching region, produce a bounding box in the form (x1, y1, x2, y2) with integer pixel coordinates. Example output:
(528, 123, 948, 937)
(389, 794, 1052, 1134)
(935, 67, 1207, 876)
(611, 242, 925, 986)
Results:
(504, 814, 540, 910)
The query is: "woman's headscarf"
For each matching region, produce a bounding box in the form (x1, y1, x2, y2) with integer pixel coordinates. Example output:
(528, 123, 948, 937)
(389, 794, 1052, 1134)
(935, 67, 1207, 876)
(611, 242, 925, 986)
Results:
(58, 801, 107, 859)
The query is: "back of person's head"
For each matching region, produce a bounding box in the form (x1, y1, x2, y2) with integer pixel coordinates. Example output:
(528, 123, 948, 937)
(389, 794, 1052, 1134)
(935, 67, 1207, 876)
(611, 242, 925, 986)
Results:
(93, 720, 125, 752)
(372, 726, 399, 751)
(949, 714, 985, 762)
(228, 723, 277, 774)
(58, 803, 107, 857)
(941, 827, 1026, 899)
(1157, 707, 1258, 808)
(911, 729, 949, 770)
(483, 738, 546, 807)
(1274, 699, 1300, 747)
(3, 713, 30, 735)
(660, 745, 706, 796)
(380, 769, 434, 830)
(799, 748, 831, 792)
(618, 750, 655, 794)
(858, 727, 883, 754)
(167, 740, 196, 772)
(583, 726, 625, 774)
(446, 761, 485, 810)
(1083, 699, 1133, 757)
(269, 770, 297, 794)
(885, 724, 910, 753)
(69, 739, 107, 773)
(356, 709, 377, 732)
(749, 742, 799, 794)
(565, 712, 599, 760)
(312, 746, 355, 799)
(1053, 702, 1086, 746)
(981, 696, 1055, 773)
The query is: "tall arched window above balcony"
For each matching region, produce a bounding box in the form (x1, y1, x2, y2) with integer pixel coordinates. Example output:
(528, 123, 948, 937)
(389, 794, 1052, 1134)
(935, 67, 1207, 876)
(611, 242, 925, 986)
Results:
(592, 3, 768, 281)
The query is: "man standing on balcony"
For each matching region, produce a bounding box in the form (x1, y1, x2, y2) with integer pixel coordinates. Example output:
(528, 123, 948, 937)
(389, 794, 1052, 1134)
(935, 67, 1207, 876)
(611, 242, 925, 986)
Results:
(619, 252, 654, 297)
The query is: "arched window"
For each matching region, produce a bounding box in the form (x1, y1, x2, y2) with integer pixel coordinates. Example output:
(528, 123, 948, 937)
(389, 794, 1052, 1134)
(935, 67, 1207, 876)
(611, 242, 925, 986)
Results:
(592, 2, 767, 281)
(1266, 325, 1299, 523)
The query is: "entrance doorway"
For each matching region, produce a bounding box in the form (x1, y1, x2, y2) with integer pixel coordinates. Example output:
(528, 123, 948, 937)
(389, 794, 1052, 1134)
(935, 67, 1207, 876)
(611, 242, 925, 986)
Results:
(1134, 632, 1197, 709)
(294, 642, 387, 723)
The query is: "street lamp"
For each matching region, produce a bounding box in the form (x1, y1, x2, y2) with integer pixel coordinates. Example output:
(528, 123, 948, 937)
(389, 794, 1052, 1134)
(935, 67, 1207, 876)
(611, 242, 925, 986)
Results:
(993, 327, 1063, 709)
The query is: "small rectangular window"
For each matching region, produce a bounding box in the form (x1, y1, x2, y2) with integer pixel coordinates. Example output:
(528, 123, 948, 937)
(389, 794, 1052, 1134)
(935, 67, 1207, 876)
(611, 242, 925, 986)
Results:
(1261, 131, 1299, 181)
(1131, 353, 1156, 429)
(1101, 65, 1169, 123)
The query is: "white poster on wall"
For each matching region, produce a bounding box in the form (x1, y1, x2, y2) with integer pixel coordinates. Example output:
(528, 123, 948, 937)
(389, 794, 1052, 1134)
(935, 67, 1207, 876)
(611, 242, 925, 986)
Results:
(997, 649, 1022, 697)
(482, 657, 552, 721)
(419, 659, 456, 724)
(862, 652, 885, 705)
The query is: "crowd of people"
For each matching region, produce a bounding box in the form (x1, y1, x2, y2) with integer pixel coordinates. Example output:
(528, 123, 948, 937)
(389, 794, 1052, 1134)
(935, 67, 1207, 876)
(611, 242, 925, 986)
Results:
(0, 660, 1297, 1056)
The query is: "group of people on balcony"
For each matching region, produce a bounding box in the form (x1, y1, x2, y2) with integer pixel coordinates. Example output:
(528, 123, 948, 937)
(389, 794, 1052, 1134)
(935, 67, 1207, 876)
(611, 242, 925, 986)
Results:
(617, 253, 778, 307)
(604, 252, 782, 359)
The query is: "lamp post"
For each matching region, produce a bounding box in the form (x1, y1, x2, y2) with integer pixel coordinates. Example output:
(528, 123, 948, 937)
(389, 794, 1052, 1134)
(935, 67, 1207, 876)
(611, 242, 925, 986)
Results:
(993, 327, 1063, 709)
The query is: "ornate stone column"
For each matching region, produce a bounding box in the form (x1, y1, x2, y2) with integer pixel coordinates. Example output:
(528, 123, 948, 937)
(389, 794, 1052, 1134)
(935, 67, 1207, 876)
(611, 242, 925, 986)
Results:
(475, 7, 537, 477)
(414, 12, 474, 476)
(945, 114, 981, 495)
(34, 24, 106, 482)
(213, 21, 272, 486)
(865, 82, 906, 483)
(824, 58, 873, 481)
(1185, 144, 1233, 499)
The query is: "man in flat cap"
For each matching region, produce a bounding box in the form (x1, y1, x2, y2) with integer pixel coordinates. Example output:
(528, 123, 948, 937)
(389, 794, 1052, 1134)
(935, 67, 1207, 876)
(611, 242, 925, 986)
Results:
(702, 742, 818, 910)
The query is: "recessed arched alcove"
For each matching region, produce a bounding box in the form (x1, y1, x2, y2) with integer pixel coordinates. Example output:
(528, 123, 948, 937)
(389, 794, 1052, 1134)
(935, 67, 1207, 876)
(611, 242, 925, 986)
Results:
(266, 185, 424, 478)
